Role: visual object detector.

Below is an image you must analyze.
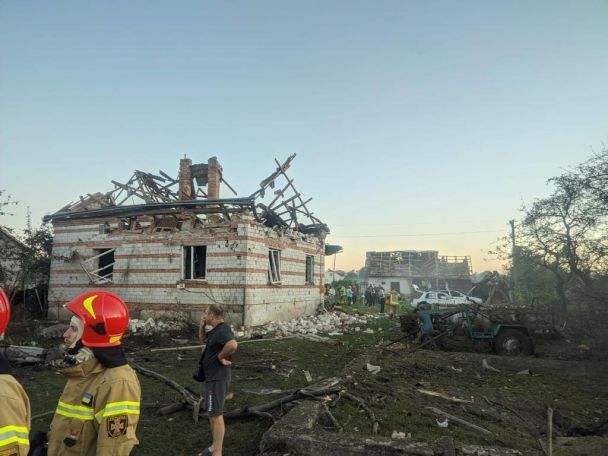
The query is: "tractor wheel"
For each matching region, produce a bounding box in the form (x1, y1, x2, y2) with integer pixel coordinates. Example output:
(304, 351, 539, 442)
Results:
(494, 328, 534, 356)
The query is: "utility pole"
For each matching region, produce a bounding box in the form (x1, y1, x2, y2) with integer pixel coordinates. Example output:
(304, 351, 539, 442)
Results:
(509, 219, 516, 294)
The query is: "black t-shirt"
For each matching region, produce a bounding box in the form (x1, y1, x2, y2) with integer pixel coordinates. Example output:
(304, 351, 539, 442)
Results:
(202, 322, 235, 381)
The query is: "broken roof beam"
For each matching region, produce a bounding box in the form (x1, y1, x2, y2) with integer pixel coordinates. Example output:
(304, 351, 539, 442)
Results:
(250, 154, 296, 199)
(272, 157, 317, 223)
(43, 197, 256, 222)
(218, 170, 238, 196)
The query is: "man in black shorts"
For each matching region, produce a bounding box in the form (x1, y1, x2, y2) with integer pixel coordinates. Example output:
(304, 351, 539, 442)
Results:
(197, 305, 238, 456)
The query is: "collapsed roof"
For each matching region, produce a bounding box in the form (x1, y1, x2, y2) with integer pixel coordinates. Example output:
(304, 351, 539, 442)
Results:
(43, 155, 329, 237)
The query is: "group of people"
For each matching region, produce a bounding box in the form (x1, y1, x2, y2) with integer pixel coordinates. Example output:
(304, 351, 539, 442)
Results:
(321, 283, 401, 316)
(323, 284, 360, 306)
(0, 288, 237, 456)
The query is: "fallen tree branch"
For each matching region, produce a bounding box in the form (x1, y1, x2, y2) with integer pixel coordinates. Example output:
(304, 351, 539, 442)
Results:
(417, 389, 472, 404)
(32, 410, 55, 420)
(131, 362, 202, 422)
(425, 406, 492, 435)
(342, 392, 379, 434)
(222, 387, 342, 420)
(148, 336, 298, 352)
(322, 402, 343, 432)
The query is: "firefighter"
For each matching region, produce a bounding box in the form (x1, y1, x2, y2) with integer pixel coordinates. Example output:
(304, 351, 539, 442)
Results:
(0, 288, 31, 455)
(45, 291, 141, 456)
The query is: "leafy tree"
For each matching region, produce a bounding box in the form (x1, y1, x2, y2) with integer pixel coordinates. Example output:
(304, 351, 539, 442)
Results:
(516, 149, 608, 315)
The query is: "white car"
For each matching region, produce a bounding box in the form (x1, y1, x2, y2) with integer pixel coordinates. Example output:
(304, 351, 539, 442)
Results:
(412, 290, 483, 309)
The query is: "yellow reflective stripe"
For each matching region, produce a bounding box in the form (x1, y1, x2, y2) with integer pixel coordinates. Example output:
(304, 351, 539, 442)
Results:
(0, 425, 29, 447)
(55, 401, 95, 420)
(58, 401, 94, 413)
(95, 401, 140, 423)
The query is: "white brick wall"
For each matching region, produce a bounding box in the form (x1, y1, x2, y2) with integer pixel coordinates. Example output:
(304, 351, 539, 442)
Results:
(48, 217, 325, 326)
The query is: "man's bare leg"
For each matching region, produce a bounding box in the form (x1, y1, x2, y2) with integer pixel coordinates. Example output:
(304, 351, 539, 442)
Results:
(209, 415, 225, 455)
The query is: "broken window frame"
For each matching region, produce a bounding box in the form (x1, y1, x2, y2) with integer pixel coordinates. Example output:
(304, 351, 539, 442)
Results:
(182, 245, 207, 280)
(80, 248, 116, 284)
(268, 249, 282, 284)
(305, 255, 314, 284)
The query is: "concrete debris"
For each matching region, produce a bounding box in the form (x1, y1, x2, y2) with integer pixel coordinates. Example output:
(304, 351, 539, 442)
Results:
(251, 312, 376, 338)
(128, 318, 187, 336)
(303, 370, 313, 382)
(391, 431, 410, 440)
(40, 324, 69, 339)
(363, 328, 375, 334)
(366, 363, 381, 375)
(516, 369, 532, 375)
(436, 418, 449, 428)
(482, 359, 500, 373)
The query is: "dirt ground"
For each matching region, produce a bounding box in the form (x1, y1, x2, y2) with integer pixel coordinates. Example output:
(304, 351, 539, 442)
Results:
(7, 308, 608, 455)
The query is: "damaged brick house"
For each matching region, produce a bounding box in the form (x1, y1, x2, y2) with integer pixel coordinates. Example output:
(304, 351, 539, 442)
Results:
(43, 155, 330, 326)
(365, 250, 473, 297)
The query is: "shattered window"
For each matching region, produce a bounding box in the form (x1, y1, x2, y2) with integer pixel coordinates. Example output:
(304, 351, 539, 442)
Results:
(93, 248, 115, 281)
(268, 249, 281, 284)
(183, 246, 207, 280)
(305, 255, 314, 284)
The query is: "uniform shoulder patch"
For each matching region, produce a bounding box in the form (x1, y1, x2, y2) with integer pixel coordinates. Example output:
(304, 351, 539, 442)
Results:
(106, 414, 128, 438)
(0, 445, 19, 456)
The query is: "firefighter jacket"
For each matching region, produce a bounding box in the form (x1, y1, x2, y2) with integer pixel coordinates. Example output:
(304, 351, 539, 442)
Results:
(47, 356, 141, 456)
(0, 373, 31, 456)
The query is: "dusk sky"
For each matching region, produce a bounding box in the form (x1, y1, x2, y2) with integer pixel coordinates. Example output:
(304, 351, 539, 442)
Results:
(1, 1, 606, 273)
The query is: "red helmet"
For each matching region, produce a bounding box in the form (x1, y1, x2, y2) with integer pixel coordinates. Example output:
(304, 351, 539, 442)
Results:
(65, 291, 129, 347)
(0, 288, 9, 336)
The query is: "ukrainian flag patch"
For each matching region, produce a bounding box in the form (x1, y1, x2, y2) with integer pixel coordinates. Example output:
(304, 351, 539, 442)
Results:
(82, 393, 94, 405)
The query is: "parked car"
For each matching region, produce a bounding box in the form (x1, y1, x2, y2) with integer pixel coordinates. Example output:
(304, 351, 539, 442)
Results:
(412, 290, 482, 309)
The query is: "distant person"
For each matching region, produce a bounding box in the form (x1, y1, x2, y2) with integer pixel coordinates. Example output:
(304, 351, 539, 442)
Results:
(328, 286, 336, 307)
(339, 286, 346, 305)
(388, 290, 400, 318)
(377, 287, 386, 313)
(346, 287, 353, 305)
(365, 286, 372, 306)
(0, 288, 31, 456)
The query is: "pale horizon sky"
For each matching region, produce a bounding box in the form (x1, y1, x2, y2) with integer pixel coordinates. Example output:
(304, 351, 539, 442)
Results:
(1, 1, 606, 273)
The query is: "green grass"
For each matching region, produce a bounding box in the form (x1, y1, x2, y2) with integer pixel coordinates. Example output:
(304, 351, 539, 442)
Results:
(14, 311, 608, 455)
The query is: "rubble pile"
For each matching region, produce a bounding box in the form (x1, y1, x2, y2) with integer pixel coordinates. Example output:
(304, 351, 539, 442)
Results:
(128, 318, 188, 336)
(251, 312, 381, 338)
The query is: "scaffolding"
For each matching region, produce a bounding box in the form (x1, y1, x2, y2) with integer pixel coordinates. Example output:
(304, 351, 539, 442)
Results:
(365, 250, 472, 280)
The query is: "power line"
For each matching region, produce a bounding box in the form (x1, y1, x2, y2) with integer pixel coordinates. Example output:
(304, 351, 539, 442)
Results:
(336, 229, 505, 238)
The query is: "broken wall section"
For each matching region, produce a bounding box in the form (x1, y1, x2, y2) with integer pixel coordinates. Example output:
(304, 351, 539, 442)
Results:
(47, 212, 324, 326)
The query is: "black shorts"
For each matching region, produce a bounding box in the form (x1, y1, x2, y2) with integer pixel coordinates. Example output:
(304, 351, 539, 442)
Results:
(204, 379, 230, 417)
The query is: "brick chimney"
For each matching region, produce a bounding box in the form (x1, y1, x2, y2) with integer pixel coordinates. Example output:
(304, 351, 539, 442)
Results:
(179, 157, 193, 200)
(207, 156, 221, 199)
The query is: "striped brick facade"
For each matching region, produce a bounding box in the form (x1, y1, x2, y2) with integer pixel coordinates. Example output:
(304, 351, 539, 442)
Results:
(48, 213, 325, 326)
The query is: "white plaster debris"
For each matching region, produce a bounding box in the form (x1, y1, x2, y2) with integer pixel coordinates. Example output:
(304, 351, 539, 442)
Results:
(128, 318, 187, 336)
(303, 370, 313, 382)
(366, 363, 381, 375)
(391, 431, 410, 440)
(248, 312, 380, 338)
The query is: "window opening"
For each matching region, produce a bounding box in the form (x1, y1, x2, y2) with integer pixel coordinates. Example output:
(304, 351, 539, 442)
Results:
(268, 249, 281, 284)
(305, 255, 314, 284)
(183, 246, 207, 280)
